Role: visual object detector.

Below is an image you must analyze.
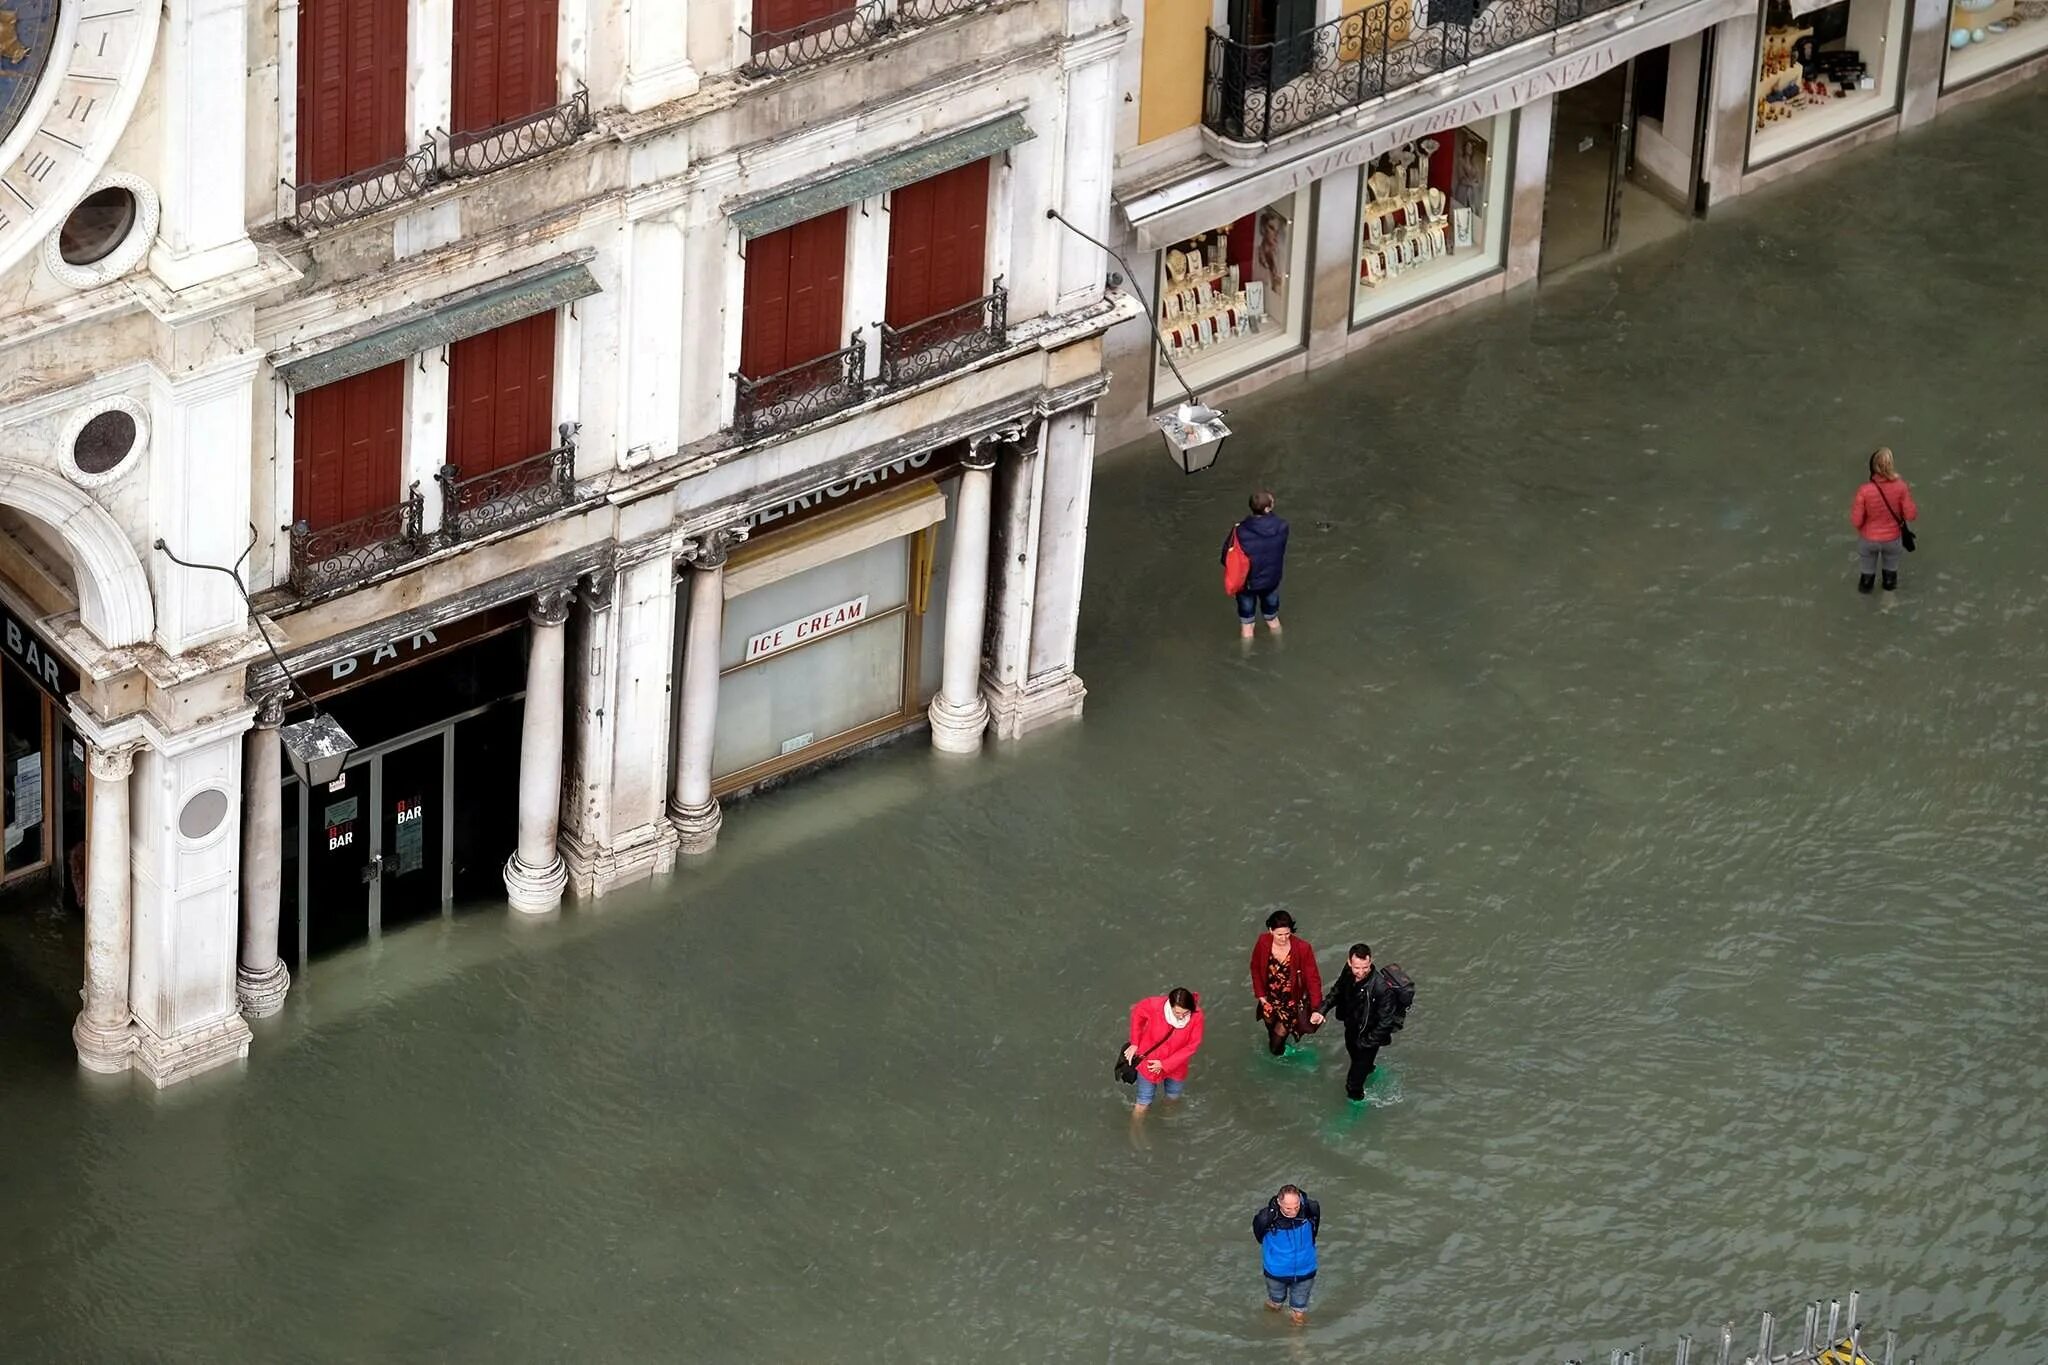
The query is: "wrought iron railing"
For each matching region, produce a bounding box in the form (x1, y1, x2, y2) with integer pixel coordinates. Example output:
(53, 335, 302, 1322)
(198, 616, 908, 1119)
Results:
(435, 426, 580, 542)
(742, 0, 890, 75)
(445, 89, 593, 177)
(291, 142, 441, 231)
(877, 280, 1007, 389)
(895, 0, 982, 21)
(287, 484, 428, 596)
(1204, 0, 1630, 144)
(732, 334, 870, 439)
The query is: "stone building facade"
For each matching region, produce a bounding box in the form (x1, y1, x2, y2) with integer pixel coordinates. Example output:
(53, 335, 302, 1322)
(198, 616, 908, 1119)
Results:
(0, 0, 1130, 1083)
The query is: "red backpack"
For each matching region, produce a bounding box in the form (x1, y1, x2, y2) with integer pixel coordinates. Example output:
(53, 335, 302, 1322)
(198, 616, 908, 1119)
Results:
(1222, 529, 1252, 595)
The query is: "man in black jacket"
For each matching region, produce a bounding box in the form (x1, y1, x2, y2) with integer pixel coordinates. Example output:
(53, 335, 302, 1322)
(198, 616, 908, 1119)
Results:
(1310, 943, 1403, 1101)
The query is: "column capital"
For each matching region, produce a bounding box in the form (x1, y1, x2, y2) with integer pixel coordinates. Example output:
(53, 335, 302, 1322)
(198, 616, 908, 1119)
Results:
(531, 584, 577, 628)
(968, 418, 1037, 466)
(87, 742, 143, 782)
(681, 525, 748, 571)
(251, 690, 289, 729)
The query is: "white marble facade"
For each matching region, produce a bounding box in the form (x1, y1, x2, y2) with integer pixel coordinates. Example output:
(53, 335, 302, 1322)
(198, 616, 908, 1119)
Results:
(0, 0, 1131, 1082)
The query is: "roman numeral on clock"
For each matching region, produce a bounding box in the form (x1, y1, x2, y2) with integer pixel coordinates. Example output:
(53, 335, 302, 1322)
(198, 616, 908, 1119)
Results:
(24, 152, 57, 183)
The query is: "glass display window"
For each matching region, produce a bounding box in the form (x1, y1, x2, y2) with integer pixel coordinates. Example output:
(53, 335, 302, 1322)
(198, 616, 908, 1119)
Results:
(1, 657, 53, 881)
(1151, 188, 1312, 397)
(1351, 113, 1514, 327)
(1941, 0, 2048, 88)
(1749, 0, 1908, 166)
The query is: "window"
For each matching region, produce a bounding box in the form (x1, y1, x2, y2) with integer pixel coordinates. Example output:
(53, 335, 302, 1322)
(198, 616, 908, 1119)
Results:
(447, 312, 558, 477)
(752, 0, 857, 49)
(293, 362, 405, 531)
(884, 159, 990, 328)
(740, 209, 849, 381)
(452, 0, 561, 135)
(298, 0, 410, 186)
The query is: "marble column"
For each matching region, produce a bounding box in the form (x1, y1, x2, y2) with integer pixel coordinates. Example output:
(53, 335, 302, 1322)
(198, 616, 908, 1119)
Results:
(73, 743, 139, 1073)
(669, 531, 738, 855)
(504, 586, 575, 912)
(928, 442, 998, 753)
(236, 693, 290, 1017)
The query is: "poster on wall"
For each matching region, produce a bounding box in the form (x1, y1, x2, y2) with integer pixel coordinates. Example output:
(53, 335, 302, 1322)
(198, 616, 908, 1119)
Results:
(1255, 207, 1291, 295)
(1453, 127, 1489, 218)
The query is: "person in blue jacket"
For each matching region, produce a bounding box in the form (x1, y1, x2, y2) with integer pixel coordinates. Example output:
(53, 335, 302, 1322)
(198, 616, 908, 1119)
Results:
(1252, 1184, 1321, 1323)
(1222, 490, 1290, 639)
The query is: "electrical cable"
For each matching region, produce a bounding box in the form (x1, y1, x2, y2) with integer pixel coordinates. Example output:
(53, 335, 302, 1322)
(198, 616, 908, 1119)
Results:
(153, 529, 321, 714)
(1044, 207, 1207, 409)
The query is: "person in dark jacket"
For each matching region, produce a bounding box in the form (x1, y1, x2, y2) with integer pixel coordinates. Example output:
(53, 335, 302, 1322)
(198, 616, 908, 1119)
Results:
(1251, 1184, 1321, 1322)
(1310, 943, 1404, 1101)
(1221, 490, 1290, 639)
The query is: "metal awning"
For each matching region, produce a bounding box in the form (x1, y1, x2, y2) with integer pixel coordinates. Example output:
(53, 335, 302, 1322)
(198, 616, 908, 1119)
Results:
(276, 253, 600, 391)
(729, 112, 1034, 239)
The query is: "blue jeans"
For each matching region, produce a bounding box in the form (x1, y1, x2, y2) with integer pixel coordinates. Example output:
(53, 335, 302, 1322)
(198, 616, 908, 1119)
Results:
(1264, 1273, 1315, 1310)
(1236, 589, 1281, 624)
(1133, 1075, 1184, 1105)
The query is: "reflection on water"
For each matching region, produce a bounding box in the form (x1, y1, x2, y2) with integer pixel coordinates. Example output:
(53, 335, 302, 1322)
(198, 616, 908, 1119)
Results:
(7, 85, 2048, 1365)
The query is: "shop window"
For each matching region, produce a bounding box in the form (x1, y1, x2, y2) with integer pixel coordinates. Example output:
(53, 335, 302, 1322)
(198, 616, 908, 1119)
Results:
(1152, 188, 1311, 398)
(447, 311, 558, 478)
(1, 670, 50, 878)
(1352, 113, 1514, 328)
(452, 0, 561, 135)
(298, 0, 410, 188)
(293, 361, 406, 534)
(1750, 0, 1907, 167)
(1941, 0, 2048, 88)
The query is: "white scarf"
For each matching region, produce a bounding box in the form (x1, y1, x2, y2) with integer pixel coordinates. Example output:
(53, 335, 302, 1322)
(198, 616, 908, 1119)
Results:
(1162, 1000, 1190, 1029)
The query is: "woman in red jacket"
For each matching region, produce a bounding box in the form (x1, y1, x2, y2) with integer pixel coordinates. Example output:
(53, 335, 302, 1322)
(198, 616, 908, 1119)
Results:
(1851, 446, 1918, 593)
(1123, 987, 1204, 1114)
(1249, 911, 1323, 1058)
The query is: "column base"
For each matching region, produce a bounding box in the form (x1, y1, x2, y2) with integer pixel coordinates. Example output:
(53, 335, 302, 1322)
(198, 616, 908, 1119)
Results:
(504, 851, 570, 913)
(131, 1013, 252, 1088)
(622, 60, 701, 113)
(668, 798, 722, 856)
(236, 961, 292, 1018)
(148, 236, 262, 293)
(985, 671, 1088, 740)
(563, 823, 680, 899)
(73, 1013, 136, 1074)
(928, 692, 991, 754)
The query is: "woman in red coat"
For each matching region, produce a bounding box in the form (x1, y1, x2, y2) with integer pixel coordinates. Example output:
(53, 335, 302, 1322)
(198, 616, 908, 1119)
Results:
(1850, 446, 1918, 593)
(1123, 987, 1203, 1114)
(1249, 910, 1323, 1057)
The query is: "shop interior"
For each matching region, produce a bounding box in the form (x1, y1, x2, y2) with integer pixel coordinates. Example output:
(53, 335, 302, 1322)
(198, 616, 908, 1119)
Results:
(1942, 0, 2048, 87)
(1541, 59, 1693, 276)
(1153, 190, 1310, 395)
(1351, 113, 1514, 324)
(1750, 0, 1908, 164)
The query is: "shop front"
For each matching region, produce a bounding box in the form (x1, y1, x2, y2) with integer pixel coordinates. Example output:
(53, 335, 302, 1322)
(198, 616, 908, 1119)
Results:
(275, 602, 528, 970)
(1749, 0, 1909, 165)
(1352, 113, 1516, 323)
(1940, 0, 2048, 88)
(1151, 188, 1312, 402)
(707, 446, 963, 795)
(0, 594, 87, 918)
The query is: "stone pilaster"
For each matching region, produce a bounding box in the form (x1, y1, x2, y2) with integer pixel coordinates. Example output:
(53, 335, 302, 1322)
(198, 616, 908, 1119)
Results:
(668, 528, 743, 854)
(73, 742, 142, 1073)
(929, 442, 1000, 753)
(236, 692, 290, 1017)
(504, 586, 576, 912)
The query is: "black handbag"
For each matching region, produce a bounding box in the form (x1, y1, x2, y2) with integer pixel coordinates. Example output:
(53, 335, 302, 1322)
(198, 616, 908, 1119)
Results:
(1871, 478, 1916, 553)
(1115, 1032, 1170, 1085)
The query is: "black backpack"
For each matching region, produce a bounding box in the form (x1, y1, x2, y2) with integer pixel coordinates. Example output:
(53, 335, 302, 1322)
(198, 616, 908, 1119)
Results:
(1379, 965, 1415, 1020)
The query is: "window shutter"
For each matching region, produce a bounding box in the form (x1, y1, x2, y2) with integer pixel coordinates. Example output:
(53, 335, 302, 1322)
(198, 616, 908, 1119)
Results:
(294, 362, 405, 532)
(754, 0, 853, 41)
(447, 312, 558, 476)
(741, 227, 794, 379)
(453, 0, 559, 134)
(885, 158, 988, 328)
(785, 209, 847, 367)
(299, 0, 408, 184)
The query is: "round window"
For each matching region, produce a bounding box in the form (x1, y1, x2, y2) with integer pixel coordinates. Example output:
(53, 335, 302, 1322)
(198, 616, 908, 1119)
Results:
(59, 187, 140, 266)
(74, 409, 138, 475)
(178, 789, 230, 840)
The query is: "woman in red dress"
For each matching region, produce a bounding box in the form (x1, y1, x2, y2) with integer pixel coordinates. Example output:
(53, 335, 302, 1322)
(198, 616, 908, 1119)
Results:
(1249, 910, 1323, 1058)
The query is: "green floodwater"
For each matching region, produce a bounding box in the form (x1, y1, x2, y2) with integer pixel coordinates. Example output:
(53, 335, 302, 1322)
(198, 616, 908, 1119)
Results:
(5, 83, 2048, 1365)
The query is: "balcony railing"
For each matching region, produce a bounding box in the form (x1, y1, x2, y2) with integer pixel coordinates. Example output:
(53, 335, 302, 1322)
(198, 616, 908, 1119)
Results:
(445, 89, 593, 178)
(1204, 0, 1631, 145)
(292, 142, 441, 232)
(877, 281, 1007, 389)
(435, 426, 580, 541)
(732, 334, 869, 439)
(287, 484, 428, 597)
(743, 0, 890, 75)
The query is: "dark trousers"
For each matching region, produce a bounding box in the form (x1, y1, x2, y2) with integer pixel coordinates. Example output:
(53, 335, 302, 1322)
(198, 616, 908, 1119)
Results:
(1344, 1030, 1380, 1100)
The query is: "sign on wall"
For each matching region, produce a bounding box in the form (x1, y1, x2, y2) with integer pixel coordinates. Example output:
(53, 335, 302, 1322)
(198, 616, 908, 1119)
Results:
(744, 596, 870, 664)
(0, 597, 80, 701)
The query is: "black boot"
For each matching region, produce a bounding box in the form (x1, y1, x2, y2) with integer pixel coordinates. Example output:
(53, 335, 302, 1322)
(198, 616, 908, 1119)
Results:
(1882, 571, 1898, 592)
(1858, 573, 1875, 594)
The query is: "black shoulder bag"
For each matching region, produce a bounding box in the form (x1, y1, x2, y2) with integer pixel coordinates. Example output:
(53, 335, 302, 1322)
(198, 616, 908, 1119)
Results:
(1115, 1031, 1171, 1085)
(1871, 478, 1917, 553)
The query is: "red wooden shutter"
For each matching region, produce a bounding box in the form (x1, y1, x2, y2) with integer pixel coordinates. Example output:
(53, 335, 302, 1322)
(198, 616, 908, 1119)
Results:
(753, 0, 855, 42)
(452, 0, 560, 135)
(293, 362, 405, 532)
(447, 312, 558, 476)
(885, 158, 989, 328)
(740, 209, 847, 378)
(299, 0, 409, 184)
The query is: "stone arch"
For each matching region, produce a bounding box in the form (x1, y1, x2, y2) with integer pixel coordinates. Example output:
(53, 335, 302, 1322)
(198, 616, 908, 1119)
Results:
(0, 459, 155, 647)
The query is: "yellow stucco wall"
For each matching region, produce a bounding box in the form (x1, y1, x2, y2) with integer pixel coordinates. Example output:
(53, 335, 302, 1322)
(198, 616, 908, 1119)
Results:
(1140, 0, 1210, 145)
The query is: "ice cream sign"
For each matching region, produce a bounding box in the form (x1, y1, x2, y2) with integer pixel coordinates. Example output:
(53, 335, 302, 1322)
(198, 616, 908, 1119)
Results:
(744, 596, 869, 663)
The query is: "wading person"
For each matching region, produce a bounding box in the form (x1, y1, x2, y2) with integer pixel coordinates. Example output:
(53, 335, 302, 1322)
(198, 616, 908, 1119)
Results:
(1249, 910, 1323, 1058)
(1850, 447, 1918, 593)
(1252, 1184, 1321, 1324)
(1122, 987, 1204, 1114)
(1310, 944, 1412, 1102)
(1221, 490, 1289, 639)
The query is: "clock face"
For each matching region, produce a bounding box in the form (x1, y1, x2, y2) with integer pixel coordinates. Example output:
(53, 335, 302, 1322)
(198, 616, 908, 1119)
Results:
(0, 1, 61, 142)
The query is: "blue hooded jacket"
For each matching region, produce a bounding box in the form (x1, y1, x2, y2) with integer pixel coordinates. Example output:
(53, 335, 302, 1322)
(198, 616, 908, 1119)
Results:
(1222, 513, 1290, 594)
(1252, 1192, 1321, 1281)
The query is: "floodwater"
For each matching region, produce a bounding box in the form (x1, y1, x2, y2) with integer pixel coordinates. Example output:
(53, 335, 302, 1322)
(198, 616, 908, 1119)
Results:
(7, 87, 2048, 1365)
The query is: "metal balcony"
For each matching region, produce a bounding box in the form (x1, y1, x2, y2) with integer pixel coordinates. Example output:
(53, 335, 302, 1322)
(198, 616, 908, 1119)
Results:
(732, 335, 870, 439)
(435, 425, 580, 543)
(876, 281, 1007, 390)
(445, 89, 594, 178)
(287, 485, 429, 597)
